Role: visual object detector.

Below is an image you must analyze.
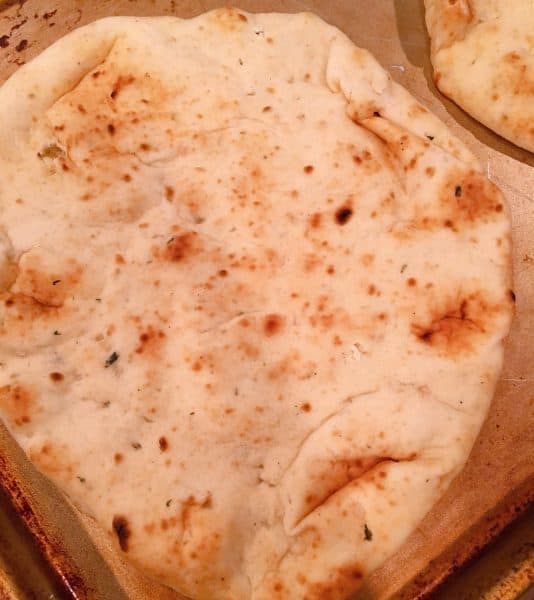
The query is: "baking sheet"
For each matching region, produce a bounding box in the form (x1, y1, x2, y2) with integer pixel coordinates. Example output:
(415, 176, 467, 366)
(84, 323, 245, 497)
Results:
(0, 1, 532, 598)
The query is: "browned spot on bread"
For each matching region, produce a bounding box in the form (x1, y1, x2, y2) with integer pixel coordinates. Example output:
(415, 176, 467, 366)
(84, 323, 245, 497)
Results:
(308, 313, 334, 330)
(309, 213, 321, 229)
(135, 325, 166, 355)
(179, 494, 213, 533)
(350, 100, 382, 122)
(110, 75, 135, 100)
(49, 372, 64, 382)
(405, 156, 418, 171)
(360, 253, 374, 267)
(143, 522, 155, 534)
(165, 186, 175, 201)
(15, 256, 83, 308)
(502, 51, 534, 96)
(0, 384, 34, 426)
(155, 232, 199, 262)
(112, 515, 131, 551)
(367, 284, 378, 296)
(440, 171, 503, 227)
(302, 457, 392, 520)
(434, 0, 474, 51)
(238, 340, 260, 359)
(114, 452, 123, 464)
(411, 291, 502, 355)
(0, 257, 19, 293)
(505, 51, 521, 63)
(107, 123, 115, 135)
(266, 351, 305, 380)
(407, 277, 417, 287)
(263, 314, 284, 337)
(303, 253, 322, 272)
(159, 436, 169, 452)
(210, 7, 250, 31)
(301, 402, 312, 412)
(335, 205, 353, 225)
(304, 563, 364, 599)
(303, 165, 314, 174)
(29, 442, 76, 477)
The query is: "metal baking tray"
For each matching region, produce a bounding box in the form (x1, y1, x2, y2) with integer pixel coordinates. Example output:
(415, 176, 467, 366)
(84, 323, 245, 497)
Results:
(0, 0, 532, 598)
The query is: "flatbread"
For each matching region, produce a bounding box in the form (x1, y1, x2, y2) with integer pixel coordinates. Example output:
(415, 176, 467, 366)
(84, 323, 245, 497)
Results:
(424, 0, 534, 152)
(0, 9, 513, 600)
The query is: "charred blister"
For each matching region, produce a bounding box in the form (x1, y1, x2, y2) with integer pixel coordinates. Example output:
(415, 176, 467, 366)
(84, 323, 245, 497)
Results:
(112, 515, 131, 552)
(335, 205, 353, 226)
(411, 291, 504, 356)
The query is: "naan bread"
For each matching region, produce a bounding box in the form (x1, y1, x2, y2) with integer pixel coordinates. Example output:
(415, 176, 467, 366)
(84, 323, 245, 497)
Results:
(424, 0, 534, 152)
(0, 9, 513, 600)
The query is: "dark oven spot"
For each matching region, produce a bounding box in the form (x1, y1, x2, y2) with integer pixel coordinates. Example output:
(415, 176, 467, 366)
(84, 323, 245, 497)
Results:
(112, 515, 131, 551)
(335, 206, 353, 225)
